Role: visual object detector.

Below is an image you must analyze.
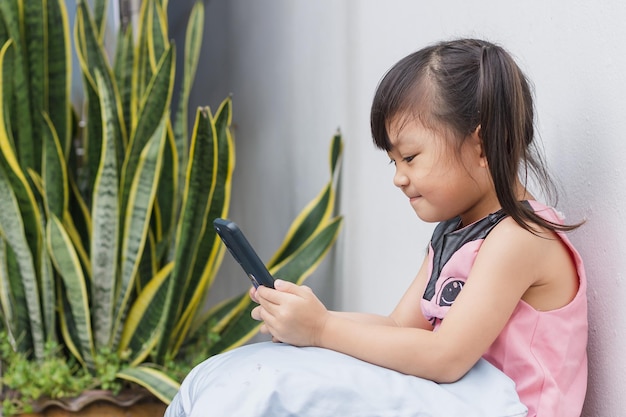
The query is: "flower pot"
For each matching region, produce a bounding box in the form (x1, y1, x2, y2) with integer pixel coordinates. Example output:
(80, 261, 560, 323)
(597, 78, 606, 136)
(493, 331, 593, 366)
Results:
(14, 389, 167, 417)
(19, 401, 167, 417)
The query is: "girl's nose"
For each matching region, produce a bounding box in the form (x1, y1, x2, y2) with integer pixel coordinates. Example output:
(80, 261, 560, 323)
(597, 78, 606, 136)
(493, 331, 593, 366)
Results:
(393, 168, 409, 188)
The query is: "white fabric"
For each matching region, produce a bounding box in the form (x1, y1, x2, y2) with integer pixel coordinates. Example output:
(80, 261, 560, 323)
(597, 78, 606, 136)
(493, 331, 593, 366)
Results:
(166, 342, 528, 417)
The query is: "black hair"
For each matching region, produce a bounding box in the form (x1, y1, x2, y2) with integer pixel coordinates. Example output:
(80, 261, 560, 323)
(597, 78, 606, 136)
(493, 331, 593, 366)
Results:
(370, 38, 580, 233)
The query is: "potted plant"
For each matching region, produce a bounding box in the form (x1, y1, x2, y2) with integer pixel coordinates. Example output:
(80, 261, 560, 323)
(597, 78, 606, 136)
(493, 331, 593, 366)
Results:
(0, 0, 343, 415)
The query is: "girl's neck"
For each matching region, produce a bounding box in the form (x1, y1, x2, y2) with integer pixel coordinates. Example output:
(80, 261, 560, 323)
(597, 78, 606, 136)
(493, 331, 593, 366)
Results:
(459, 182, 532, 227)
(458, 193, 501, 227)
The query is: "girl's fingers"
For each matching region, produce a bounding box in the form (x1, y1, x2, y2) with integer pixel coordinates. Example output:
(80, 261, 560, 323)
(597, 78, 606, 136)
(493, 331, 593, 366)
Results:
(251, 305, 263, 321)
(249, 286, 258, 303)
(251, 303, 281, 341)
(257, 280, 306, 305)
(256, 286, 286, 305)
(274, 279, 298, 292)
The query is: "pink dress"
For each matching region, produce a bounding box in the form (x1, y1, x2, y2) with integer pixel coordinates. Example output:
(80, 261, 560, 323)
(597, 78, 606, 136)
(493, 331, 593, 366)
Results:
(421, 201, 588, 417)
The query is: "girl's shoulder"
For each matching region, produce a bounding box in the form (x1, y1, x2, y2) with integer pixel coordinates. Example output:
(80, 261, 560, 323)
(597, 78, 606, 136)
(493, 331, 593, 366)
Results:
(488, 200, 570, 246)
(483, 206, 564, 261)
(479, 202, 582, 311)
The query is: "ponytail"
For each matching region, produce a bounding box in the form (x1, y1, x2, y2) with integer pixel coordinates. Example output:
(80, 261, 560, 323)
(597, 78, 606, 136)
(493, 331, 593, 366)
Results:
(477, 44, 579, 233)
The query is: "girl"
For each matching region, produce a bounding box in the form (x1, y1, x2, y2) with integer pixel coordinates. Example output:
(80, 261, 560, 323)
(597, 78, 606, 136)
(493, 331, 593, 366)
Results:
(251, 38, 588, 417)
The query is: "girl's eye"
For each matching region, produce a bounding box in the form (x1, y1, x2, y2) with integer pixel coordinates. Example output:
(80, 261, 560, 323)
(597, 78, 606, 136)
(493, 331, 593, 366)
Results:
(388, 155, 416, 165)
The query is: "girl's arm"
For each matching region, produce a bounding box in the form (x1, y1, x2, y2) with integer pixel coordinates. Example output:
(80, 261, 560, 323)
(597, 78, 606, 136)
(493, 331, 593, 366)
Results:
(253, 218, 550, 382)
(325, 254, 434, 329)
(251, 254, 434, 329)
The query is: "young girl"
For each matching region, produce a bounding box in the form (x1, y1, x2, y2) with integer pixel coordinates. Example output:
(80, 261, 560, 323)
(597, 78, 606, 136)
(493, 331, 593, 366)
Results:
(251, 38, 588, 417)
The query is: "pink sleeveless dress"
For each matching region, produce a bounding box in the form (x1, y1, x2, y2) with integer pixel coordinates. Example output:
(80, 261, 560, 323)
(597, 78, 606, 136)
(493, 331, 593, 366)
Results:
(421, 201, 588, 417)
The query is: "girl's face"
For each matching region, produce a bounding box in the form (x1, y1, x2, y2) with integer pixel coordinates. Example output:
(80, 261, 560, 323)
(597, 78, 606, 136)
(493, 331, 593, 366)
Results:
(387, 116, 499, 226)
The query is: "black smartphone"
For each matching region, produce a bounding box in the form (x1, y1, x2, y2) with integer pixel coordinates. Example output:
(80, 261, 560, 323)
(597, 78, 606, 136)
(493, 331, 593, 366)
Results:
(213, 218, 275, 289)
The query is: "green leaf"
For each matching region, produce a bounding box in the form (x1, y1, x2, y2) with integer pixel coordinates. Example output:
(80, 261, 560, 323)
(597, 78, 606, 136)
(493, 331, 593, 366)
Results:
(155, 123, 178, 260)
(81, 76, 104, 195)
(93, 0, 109, 40)
(0, 39, 14, 153)
(157, 0, 169, 16)
(117, 365, 180, 404)
(131, 0, 154, 113)
(155, 106, 216, 361)
(0, 40, 42, 264)
(28, 166, 58, 344)
(173, 0, 204, 193)
(21, 0, 46, 172)
(0, 161, 44, 361)
(74, 1, 127, 189)
(0, 237, 33, 354)
(271, 217, 343, 282)
(267, 133, 343, 267)
(120, 262, 173, 365)
(113, 24, 134, 144)
(57, 277, 85, 366)
(0, 0, 34, 172)
(89, 70, 120, 350)
(47, 214, 95, 369)
(186, 292, 246, 349)
(136, 229, 157, 292)
(329, 131, 343, 180)
(269, 184, 333, 268)
(67, 175, 92, 257)
(41, 112, 68, 219)
(148, 0, 168, 69)
(120, 44, 174, 225)
(45, 0, 71, 157)
(170, 98, 234, 353)
(39, 226, 56, 343)
(0, 6, 9, 46)
(112, 114, 168, 347)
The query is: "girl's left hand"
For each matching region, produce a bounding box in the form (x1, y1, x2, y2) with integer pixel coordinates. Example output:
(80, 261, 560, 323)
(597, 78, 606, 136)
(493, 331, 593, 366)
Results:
(251, 279, 329, 347)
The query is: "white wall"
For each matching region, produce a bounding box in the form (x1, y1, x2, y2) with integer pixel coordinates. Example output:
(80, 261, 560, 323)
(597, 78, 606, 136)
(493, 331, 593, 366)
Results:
(191, 0, 626, 415)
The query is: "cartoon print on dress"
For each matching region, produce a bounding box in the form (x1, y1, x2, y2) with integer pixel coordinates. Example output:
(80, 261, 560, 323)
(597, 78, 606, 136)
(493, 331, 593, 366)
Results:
(437, 277, 465, 307)
(421, 245, 473, 327)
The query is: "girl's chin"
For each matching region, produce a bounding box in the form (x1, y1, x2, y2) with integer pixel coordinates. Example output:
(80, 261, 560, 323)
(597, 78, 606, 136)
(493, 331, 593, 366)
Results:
(412, 209, 440, 223)
(411, 203, 449, 223)
(414, 213, 442, 223)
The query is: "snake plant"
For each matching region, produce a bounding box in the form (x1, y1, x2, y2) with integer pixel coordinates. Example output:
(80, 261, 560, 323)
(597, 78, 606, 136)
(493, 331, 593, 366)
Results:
(0, 0, 343, 413)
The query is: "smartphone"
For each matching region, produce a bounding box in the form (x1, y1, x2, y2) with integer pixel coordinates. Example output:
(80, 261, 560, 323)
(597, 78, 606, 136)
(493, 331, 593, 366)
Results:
(213, 218, 275, 289)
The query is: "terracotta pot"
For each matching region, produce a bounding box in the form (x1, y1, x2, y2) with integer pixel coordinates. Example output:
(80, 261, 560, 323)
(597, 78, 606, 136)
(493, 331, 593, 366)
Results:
(14, 389, 167, 417)
(19, 400, 167, 417)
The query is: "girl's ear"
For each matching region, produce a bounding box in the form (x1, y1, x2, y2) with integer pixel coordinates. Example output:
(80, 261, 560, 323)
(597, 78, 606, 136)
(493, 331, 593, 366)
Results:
(470, 125, 488, 167)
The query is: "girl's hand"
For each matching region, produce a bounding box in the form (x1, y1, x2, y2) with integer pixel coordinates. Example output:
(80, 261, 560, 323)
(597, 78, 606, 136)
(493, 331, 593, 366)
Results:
(251, 279, 329, 347)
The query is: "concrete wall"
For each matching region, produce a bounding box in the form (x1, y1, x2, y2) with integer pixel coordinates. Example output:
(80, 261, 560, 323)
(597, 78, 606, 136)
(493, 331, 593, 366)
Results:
(173, 0, 625, 415)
